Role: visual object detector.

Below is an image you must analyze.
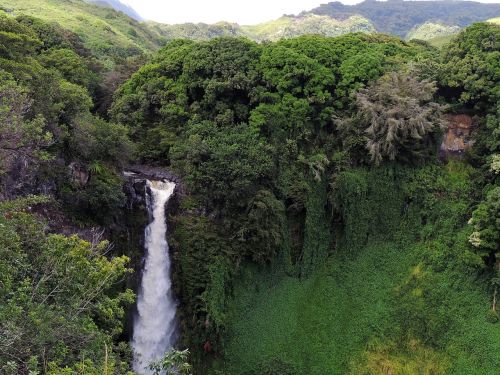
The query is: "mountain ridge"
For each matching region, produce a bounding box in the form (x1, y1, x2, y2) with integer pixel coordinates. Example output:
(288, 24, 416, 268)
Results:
(309, 0, 500, 37)
(1, 0, 498, 63)
(85, 0, 142, 21)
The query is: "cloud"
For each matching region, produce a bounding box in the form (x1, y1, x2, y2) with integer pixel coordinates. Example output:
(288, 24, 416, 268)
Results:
(122, 0, 337, 24)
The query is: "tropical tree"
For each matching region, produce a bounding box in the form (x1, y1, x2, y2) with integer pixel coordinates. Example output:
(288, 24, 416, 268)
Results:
(0, 71, 52, 174)
(353, 69, 446, 165)
(0, 197, 134, 373)
(439, 22, 500, 108)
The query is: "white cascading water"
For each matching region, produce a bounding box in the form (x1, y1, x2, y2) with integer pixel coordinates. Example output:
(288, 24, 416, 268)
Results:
(132, 180, 177, 374)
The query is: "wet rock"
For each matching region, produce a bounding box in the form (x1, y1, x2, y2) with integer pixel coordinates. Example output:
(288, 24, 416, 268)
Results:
(122, 165, 183, 211)
(124, 165, 182, 184)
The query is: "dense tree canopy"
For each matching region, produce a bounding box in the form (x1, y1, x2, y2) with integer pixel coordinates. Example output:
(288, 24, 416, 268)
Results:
(110, 32, 446, 367)
(0, 197, 133, 374)
(0, 3, 498, 373)
(439, 22, 500, 108)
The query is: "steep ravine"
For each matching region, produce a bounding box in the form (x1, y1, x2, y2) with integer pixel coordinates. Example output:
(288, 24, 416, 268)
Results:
(118, 167, 184, 364)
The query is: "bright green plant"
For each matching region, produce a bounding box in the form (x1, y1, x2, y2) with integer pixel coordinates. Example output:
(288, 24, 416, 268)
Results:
(150, 349, 193, 375)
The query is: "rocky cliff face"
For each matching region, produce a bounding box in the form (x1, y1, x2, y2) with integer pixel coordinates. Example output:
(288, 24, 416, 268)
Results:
(123, 165, 182, 207)
(119, 165, 182, 340)
(440, 114, 475, 155)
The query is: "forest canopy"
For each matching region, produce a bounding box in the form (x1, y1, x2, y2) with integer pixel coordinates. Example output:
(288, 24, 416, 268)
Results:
(0, 2, 499, 373)
(109, 22, 499, 375)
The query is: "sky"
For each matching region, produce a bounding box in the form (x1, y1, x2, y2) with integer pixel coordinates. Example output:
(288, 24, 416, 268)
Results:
(121, 1, 359, 25)
(122, 0, 500, 25)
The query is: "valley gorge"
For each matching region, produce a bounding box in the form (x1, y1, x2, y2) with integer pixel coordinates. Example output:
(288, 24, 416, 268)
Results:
(0, 2, 498, 375)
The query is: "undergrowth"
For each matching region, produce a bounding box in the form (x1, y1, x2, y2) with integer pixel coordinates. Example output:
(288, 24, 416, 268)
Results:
(213, 161, 499, 375)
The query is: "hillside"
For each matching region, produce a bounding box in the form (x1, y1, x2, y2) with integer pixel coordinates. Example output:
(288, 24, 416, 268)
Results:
(221, 164, 499, 375)
(0, 0, 161, 64)
(110, 24, 500, 374)
(488, 17, 500, 25)
(406, 22, 460, 41)
(85, 0, 142, 21)
(310, 0, 500, 37)
(149, 14, 375, 42)
(0, 0, 377, 64)
(0, 1, 499, 374)
(4, 0, 495, 56)
(147, 20, 245, 41)
(243, 14, 374, 41)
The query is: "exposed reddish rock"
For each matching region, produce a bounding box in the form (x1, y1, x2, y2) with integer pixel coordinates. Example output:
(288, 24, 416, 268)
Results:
(440, 114, 475, 155)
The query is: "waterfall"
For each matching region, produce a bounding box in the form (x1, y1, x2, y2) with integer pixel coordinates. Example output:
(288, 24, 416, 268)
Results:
(132, 180, 177, 374)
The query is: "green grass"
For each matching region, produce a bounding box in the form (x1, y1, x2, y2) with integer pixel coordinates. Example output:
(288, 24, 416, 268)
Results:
(0, 0, 162, 61)
(218, 240, 498, 375)
(214, 163, 500, 375)
(217, 240, 416, 375)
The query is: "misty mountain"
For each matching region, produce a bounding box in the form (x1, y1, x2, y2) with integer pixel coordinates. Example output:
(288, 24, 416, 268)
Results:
(309, 0, 500, 37)
(86, 0, 142, 21)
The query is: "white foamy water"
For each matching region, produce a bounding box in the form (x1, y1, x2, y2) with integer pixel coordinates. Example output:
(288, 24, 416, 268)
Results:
(132, 180, 177, 374)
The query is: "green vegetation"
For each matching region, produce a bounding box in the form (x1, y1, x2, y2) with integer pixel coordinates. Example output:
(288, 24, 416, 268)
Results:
(242, 15, 374, 41)
(340, 69, 446, 165)
(2, 0, 497, 64)
(0, 0, 161, 63)
(0, 10, 137, 373)
(438, 22, 500, 108)
(148, 14, 375, 42)
(150, 349, 193, 375)
(138, 0, 500, 44)
(406, 22, 460, 42)
(148, 21, 245, 41)
(0, 11, 134, 219)
(0, 0, 498, 372)
(311, 0, 500, 37)
(0, 196, 134, 374)
(109, 21, 499, 374)
(86, 0, 143, 21)
(220, 163, 498, 375)
(427, 34, 456, 49)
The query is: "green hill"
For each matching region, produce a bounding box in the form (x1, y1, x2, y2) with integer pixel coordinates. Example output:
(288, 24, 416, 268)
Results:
(147, 21, 245, 41)
(428, 34, 456, 48)
(3, 0, 498, 59)
(243, 14, 374, 41)
(310, 0, 500, 37)
(0, 0, 162, 64)
(109, 23, 499, 374)
(406, 22, 460, 41)
(0, 0, 499, 372)
(219, 164, 499, 375)
(85, 0, 143, 21)
(0, 0, 375, 62)
(149, 14, 375, 42)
